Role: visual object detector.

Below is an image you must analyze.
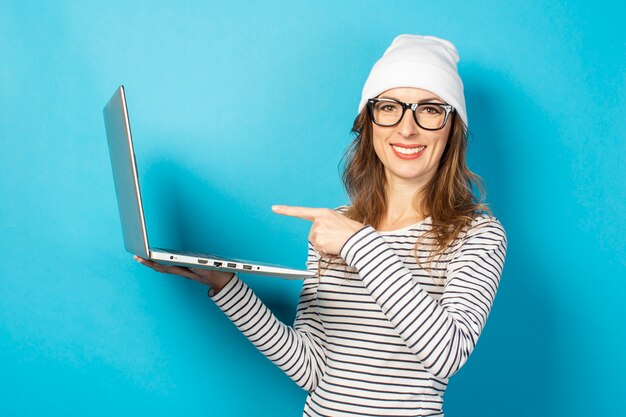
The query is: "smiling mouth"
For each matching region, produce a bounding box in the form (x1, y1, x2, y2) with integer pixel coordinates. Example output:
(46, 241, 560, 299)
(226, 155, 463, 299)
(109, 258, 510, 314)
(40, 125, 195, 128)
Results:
(391, 144, 427, 155)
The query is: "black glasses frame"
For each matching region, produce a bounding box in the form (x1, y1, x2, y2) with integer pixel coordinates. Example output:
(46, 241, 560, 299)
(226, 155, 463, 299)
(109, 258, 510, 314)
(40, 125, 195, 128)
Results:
(367, 98, 455, 131)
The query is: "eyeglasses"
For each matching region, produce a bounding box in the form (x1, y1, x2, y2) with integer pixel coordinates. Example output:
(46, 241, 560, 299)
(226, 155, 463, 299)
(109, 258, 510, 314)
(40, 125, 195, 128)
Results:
(367, 98, 455, 130)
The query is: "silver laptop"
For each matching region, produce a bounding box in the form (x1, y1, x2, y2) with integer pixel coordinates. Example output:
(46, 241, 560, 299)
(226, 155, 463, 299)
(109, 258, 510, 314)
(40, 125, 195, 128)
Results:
(103, 85, 314, 279)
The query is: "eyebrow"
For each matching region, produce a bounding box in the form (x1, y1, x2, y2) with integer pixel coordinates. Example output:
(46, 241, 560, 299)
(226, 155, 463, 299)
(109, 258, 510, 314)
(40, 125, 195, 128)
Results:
(379, 95, 446, 104)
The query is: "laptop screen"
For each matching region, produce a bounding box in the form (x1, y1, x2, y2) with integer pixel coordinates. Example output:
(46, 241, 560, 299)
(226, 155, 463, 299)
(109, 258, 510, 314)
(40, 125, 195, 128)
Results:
(103, 86, 151, 258)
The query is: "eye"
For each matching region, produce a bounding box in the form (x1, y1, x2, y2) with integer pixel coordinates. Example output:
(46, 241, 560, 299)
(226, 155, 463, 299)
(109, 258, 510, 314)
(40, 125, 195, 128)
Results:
(418, 105, 443, 115)
(376, 102, 401, 113)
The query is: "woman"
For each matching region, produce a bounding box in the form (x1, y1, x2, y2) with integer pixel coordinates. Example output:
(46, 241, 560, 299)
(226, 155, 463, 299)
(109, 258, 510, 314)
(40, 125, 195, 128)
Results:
(136, 34, 507, 417)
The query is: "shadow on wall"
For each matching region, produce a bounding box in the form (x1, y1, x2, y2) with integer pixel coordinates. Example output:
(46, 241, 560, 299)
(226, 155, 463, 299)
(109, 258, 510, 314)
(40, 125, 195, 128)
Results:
(137, 156, 302, 325)
(444, 67, 560, 416)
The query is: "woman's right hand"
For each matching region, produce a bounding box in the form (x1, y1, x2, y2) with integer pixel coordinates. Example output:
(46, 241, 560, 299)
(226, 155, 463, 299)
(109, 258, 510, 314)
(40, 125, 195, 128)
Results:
(133, 255, 235, 294)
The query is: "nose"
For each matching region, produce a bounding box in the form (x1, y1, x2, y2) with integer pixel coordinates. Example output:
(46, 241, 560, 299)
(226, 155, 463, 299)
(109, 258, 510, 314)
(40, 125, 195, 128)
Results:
(396, 108, 419, 137)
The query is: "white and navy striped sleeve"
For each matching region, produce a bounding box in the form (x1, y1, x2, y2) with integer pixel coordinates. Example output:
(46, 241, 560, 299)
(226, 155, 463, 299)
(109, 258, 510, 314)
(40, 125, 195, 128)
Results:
(209, 243, 326, 391)
(339, 217, 507, 379)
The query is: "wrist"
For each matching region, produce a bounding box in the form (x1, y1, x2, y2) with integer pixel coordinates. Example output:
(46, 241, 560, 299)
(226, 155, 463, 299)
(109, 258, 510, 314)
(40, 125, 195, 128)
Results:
(339, 225, 371, 260)
(208, 272, 235, 296)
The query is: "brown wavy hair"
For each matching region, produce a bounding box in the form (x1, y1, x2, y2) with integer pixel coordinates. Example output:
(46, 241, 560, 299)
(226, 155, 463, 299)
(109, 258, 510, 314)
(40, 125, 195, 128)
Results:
(324, 107, 493, 284)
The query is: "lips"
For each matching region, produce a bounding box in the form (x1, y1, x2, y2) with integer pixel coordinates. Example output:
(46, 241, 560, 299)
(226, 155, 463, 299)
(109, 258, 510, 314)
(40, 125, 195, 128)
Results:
(390, 144, 427, 159)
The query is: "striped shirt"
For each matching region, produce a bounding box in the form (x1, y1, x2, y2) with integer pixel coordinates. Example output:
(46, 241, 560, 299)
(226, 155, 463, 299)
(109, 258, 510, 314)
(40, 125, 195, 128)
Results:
(209, 207, 508, 416)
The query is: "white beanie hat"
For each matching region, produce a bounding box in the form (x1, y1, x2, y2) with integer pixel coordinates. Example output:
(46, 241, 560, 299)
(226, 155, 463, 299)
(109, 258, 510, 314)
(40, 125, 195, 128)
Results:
(358, 34, 468, 128)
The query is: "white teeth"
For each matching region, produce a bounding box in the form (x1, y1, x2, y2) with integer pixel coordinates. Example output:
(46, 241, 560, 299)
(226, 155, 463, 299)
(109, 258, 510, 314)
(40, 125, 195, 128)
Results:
(392, 145, 426, 155)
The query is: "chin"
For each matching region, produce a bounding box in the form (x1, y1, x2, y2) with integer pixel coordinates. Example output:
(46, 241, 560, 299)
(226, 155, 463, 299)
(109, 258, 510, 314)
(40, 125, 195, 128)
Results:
(390, 170, 429, 182)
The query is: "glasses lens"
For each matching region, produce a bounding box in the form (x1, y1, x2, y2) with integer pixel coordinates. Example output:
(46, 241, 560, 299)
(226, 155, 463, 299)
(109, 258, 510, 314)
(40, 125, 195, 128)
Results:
(372, 100, 403, 126)
(415, 104, 446, 129)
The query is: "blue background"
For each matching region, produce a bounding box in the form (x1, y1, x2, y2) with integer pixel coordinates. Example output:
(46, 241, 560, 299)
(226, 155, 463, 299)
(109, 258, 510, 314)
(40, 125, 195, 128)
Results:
(1, 1, 624, 416)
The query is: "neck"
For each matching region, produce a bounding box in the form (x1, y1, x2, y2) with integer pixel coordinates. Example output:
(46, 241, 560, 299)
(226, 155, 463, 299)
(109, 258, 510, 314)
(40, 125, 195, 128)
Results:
(381, 177, 428, 228)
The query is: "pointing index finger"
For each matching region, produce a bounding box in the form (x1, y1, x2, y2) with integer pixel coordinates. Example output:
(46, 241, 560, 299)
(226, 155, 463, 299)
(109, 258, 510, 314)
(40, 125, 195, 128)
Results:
(272, 205, 326, 221)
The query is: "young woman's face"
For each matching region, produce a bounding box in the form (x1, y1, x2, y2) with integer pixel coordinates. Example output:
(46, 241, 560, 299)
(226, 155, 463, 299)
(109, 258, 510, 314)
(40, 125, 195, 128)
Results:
(372, 87, 452, 190)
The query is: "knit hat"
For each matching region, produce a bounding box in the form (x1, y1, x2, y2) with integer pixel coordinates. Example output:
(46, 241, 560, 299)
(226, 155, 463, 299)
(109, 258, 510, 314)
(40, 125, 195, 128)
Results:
(358, 34, 468, 128)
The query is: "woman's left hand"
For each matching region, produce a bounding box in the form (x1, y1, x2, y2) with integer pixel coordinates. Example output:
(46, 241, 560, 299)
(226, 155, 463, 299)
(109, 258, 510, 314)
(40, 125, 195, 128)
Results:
(272, 205, 364, 256)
